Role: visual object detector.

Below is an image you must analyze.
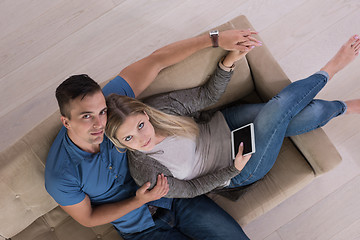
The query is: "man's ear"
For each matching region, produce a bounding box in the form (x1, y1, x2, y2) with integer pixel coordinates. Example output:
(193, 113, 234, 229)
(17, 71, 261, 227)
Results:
(61, 116, 70, 129)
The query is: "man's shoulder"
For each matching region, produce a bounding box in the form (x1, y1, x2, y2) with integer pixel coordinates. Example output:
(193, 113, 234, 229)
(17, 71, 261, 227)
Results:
(102, 75, 135, 98)
(44, 127, 85, 205)
(46, 127, 69, 163)
(45, 127, 75, 179)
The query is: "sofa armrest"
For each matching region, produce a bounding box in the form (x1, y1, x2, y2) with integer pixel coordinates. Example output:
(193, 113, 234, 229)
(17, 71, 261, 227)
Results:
(290, 130, 342, 176)
(229, 15, 291, 102)
(246, 45, 291, 102)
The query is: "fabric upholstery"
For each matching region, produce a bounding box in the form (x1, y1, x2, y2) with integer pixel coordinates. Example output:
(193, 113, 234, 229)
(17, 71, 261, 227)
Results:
(0, 15, 342, 239)
(11, 207, 121, 240)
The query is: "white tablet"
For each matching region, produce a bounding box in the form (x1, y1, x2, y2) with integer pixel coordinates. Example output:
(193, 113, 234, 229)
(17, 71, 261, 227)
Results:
(231, 123, 255, 159)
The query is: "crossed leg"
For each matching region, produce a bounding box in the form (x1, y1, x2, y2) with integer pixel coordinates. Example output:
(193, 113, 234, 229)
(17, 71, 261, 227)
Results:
(223, 34, 359, 187)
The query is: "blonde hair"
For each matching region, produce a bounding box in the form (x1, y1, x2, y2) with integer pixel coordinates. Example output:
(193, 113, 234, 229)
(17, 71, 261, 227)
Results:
(105, 94, 199, 151)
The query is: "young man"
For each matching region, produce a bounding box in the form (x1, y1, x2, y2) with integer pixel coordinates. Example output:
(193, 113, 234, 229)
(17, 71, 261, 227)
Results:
(45, 29, 260, 239)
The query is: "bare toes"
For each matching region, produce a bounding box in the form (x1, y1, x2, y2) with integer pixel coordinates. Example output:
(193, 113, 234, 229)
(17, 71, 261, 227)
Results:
(349, 34, 359, 44)
(353, 39, 360, 52)
(350, 35, 360, 49)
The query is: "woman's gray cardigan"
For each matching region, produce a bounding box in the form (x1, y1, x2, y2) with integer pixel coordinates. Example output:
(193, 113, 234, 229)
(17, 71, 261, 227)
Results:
(127, 65, 241, 198)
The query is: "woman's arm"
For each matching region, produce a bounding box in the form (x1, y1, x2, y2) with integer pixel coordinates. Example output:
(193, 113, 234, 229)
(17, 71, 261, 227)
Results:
(143, 63, 233, 116)
(128, 151, 241, 198)
(165, 166, 240, 198)
(143, 50, 255, 116)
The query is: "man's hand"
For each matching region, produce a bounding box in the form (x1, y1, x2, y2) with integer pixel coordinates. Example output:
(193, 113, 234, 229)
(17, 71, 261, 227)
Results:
(234, 142, 251, 171)
(219, 29, 262, 52)
(135, 174, 169, 204)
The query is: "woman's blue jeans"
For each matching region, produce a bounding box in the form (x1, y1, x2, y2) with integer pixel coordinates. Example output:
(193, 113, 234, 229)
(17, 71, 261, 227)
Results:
(221, 72, 347, 187)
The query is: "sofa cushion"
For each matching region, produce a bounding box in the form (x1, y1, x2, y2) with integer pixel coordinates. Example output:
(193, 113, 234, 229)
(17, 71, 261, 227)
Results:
(11, 207, 122, 240)
(0, 137, 58, 238)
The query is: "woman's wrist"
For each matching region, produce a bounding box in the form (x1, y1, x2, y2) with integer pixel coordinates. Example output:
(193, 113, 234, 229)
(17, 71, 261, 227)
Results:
(222, 57, 235, 68)
(219, 57, 235, 72)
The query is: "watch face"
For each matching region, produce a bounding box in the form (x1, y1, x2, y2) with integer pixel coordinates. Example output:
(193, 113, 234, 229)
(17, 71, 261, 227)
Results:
(210, 30, 219, 36)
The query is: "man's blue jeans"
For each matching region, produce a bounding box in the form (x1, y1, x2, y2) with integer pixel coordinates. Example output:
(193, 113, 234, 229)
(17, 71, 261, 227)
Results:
(118, 195, 249, 240)
(221, 72, 347, 187)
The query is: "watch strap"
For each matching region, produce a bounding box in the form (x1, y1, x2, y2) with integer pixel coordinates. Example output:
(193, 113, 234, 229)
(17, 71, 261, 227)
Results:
(209, 30, 219, 48)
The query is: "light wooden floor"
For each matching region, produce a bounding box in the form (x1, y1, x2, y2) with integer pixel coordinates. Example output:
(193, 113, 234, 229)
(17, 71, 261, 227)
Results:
(1, 0, 360, 239)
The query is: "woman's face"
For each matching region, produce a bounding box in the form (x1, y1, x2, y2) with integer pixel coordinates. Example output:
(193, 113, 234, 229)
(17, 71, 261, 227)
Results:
(115, 112, 157, 151)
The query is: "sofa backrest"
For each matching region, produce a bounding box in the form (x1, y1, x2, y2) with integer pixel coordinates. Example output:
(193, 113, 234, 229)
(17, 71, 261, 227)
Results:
(0, 17, 255, 238)
(0, 113, 62, 238)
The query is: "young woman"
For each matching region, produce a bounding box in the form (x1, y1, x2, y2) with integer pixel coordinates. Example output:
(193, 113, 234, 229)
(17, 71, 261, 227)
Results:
(105, 35, 360, 198)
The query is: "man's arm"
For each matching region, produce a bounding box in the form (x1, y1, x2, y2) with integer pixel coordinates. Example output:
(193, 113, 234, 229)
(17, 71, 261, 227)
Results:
(119, 29, 260, 97)
(60, 175, 169, 227)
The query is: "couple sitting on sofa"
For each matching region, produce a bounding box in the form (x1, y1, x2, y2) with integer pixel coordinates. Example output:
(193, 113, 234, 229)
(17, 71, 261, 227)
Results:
(45, 27, 360, 240)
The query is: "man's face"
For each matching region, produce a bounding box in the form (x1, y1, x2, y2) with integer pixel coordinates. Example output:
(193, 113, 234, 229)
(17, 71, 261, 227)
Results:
(62, 90, 107, 153)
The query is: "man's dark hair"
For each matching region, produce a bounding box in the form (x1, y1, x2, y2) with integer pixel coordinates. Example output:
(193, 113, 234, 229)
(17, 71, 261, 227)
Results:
(56, 74, 102, 118)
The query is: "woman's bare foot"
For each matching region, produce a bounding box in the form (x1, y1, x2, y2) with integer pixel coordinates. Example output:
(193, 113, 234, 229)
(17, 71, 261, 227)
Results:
(321, 35, 360, 80)
(345, 99, 360, 114)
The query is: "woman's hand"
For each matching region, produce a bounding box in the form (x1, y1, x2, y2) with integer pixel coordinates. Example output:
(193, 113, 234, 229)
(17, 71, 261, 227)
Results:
(221, 36, 261, 68)
(135, 174, 169, 204)
(234, 142, 251, 171)
(219, 29, 262, 52)
(221, 51, 247, 68)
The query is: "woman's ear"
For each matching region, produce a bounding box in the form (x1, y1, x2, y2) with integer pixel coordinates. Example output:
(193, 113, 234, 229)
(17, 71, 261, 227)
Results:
(143, 111, 149, 120)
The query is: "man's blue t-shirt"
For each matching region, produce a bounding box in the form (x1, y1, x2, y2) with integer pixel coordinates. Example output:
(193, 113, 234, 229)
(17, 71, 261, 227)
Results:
(45, 76, 172, 233)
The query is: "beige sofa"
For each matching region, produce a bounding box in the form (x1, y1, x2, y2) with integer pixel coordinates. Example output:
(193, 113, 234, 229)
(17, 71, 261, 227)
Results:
(0, 15, 342, 240)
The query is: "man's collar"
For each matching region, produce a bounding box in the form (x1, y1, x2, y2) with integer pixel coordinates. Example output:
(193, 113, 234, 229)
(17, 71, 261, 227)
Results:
(63, 130, 103, 164)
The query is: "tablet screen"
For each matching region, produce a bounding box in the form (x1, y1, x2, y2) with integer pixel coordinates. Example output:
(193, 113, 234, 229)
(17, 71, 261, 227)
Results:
(231, 123, 255, 159)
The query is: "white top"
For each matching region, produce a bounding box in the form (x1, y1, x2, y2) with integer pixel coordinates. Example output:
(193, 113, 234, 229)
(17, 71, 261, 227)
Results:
(142, 136, 199, 180)
(142, 112, 232, 185)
